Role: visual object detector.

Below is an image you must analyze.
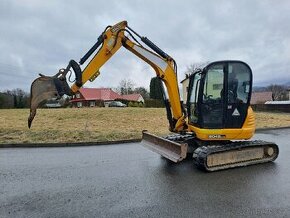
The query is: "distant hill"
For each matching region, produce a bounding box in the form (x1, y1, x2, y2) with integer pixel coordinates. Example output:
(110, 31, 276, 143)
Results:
(252, 86, 267, 92)
(253, 81, 290, 92)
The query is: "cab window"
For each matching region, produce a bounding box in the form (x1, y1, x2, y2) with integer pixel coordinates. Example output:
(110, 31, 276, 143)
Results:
(203, 64, 224, 103)
(228, 63, 251, 104)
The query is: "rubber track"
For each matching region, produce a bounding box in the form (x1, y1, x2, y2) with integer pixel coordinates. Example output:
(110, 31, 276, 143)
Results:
(193, 140, 279, 172)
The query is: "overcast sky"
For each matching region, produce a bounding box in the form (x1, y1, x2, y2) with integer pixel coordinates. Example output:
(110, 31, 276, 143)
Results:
(0, 0, 290, 92)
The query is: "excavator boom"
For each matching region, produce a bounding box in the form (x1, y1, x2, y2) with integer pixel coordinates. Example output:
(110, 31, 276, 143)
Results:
(29, 21, 188, 162)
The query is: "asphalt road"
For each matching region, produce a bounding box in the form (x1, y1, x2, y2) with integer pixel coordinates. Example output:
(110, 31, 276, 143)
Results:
(1, 128, 290, 218)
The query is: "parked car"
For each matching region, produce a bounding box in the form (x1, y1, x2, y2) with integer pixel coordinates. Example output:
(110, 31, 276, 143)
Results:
(108, 101, 127, 107)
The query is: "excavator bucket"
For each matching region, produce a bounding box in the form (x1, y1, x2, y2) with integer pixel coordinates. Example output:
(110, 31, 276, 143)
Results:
(141, 130, 188, 162)
(28, 73, 71, 128)
(28, 60, 83, 128)
(28, 76, 58, 128)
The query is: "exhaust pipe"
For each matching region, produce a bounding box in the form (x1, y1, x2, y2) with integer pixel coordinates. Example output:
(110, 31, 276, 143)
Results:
(141, 130, 188, 162)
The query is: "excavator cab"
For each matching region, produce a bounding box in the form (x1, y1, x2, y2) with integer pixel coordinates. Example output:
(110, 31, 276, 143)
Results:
(187, 61, 254, 140)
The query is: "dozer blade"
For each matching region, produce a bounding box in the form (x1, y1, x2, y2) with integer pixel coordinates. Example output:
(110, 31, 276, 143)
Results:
(193, 140, 279, 171)
(141, 130, 188, 162)
(28, 74, 71, 128)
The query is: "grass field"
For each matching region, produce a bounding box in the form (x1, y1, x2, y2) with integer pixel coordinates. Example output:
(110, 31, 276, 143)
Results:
(0, 108, 290, 144)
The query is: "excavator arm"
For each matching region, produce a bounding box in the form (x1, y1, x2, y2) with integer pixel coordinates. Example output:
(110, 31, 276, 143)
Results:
(29, 21, 186, 132)
(29, 21, 188, 162)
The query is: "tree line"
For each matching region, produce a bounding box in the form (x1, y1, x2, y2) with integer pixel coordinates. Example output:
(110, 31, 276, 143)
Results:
(266, 84, 289, 101)
(0, 89, 30, 109)
(2, 77, 287, 109)
(0, 78, 164, 109)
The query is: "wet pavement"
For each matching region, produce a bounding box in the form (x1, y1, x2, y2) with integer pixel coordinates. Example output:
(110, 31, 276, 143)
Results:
(1, 128, 290, 218)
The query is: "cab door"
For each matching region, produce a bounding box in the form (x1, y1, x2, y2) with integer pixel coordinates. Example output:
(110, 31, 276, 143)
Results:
(224, 62, 252, 128)
(187, 72, 201, 126)
(199, 63, 225, 128)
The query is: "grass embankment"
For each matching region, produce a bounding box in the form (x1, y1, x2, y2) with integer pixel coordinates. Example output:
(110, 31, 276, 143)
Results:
(0, 108, 289, 144)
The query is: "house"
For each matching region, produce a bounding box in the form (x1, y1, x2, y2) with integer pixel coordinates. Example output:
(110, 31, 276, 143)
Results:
(70, 88, 120, 107)
(70, 88, 144, 107)
(250, 91, 273, 104)
(121, 94, 144, 103)
(180, 75, 190, 104)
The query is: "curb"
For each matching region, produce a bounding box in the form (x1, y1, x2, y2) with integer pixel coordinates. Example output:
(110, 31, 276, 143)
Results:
(255, 126, 290, 132)
(0, 139, 141, 148)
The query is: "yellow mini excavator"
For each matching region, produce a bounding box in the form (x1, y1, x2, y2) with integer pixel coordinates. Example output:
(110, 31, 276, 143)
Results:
(28, 21, 279, 171)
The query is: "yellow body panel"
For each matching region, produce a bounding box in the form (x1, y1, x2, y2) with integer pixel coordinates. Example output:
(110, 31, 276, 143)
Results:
(187, 107, 255, 141)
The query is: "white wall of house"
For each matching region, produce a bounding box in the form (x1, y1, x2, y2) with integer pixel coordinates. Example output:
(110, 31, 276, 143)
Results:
(181, 78, 189, 104)
(138, 96, 145, 103)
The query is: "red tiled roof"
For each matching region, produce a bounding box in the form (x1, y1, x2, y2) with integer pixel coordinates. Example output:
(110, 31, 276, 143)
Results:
(72, 88, 121, 101)
(70, 88, 143, 102)
(251, 91, 273, 104)
(120, 94, 143, 101)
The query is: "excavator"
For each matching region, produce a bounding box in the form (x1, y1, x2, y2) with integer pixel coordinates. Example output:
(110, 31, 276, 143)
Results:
(28, 21, 279, 171)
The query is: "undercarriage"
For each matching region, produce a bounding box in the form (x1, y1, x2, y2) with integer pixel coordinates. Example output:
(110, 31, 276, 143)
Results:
(141, 131, 279, 172)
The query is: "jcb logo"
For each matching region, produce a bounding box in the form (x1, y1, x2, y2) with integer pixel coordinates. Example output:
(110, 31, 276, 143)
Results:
(208, 134, 226, 139)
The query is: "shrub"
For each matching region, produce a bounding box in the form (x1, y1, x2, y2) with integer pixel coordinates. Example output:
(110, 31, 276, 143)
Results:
(133, 102, 139, 107)
(144, 99, 165, 108)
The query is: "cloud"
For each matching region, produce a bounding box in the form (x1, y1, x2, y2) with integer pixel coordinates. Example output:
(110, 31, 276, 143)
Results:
(0, 0, 290, 92)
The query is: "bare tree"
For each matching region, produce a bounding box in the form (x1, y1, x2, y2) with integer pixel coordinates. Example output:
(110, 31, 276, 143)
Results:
(6, 88, 29, 108)
(134, 87, 150, 99)
(185, 62, 209, 75)
(117, 79, 135, 95)
(266, 84, 287, 101)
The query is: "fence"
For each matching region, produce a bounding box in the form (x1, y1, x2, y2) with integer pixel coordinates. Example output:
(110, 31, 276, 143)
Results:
(251, 104, 290, 113)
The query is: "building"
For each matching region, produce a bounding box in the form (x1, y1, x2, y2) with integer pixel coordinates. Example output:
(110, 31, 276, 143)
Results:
(70, 88, 144, 107)
(121, 94, 144, 103)
(250, 91, 273, 104)
(180, 75, 190, 104)
(265, 100, 290, 105)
